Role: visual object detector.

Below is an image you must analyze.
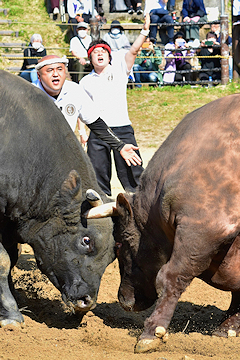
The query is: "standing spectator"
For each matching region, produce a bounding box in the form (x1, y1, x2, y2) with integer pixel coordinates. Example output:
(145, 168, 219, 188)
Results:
(182, 0, 207, 42)
(103, 20, 131, 52)
(197, 31, 221, 84)
(69, 22, 92, 82)
(163, 31, 193, 84)
(20, 34, 46, 84)
(144, 0, 174, 45)
(67, 0, 100, 37)
(79, 15, 151, 196)
(133, 37, 163, 87)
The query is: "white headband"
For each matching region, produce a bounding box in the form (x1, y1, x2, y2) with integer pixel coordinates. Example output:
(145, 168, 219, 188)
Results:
(35, 55, 69, 70)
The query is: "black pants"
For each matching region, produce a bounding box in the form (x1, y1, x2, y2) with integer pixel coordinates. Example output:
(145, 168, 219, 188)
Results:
(87, 125, 144, 196)
(175, 62, 192, 82)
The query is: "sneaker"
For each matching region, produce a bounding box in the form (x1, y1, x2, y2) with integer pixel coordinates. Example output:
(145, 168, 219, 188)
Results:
(136, 6, 143, 15)
(128, 7, 134, 14)
(53, 7, 59, 14)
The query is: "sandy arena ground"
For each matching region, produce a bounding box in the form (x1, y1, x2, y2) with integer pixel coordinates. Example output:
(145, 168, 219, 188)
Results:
(1, 148, 240, 360)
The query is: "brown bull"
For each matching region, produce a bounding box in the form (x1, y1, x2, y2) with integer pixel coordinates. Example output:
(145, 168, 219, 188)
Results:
(86, 94, 240, 353)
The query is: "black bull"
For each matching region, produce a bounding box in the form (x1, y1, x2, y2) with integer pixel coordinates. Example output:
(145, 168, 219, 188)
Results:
(110, 94, 240, 353)
(0, 70, 115, 326)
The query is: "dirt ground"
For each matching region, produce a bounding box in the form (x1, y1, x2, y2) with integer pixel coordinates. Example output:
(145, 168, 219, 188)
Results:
(1, 149, 240, 360)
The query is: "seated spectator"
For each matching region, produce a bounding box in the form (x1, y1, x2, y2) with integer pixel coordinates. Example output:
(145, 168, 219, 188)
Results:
(69, 22, 92, 82)
(103, 21, 131, 53)
(182, 0, 207, 42)
(163, 31, 193, 84)
(197, 31, 221, 84)
(133, 37, 163, 87)
(67, 0, 100, 37)
(20, 34, 46, 84)
(144, 0, 174, 44)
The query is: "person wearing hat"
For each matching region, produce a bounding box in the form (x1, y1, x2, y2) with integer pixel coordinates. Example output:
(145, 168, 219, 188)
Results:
(78, 14, 150, 196)
(69, 22, 92, 82)
(34, 54, 142, 166)
(103, 21, 131, 53)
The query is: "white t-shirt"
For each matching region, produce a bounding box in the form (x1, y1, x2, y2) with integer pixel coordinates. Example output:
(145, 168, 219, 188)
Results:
(79, 52, 132, 127)
(233, 0, 240, 16)
(35, 79, 98, 131)
(69, 34, 92, 58)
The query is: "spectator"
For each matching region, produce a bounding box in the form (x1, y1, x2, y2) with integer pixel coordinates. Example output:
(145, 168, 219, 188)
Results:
(20, 34, 46, 84)
(182, 0, 207, 42)
(69, 22, 92, 82)
(79, 15, 151, 196)
(197, 31, 221, 84)
(67, 0, 100, 37)
(35, 55, 141, 172)
(133, 37, 163, 87)
(163, 31, 193, 84)
(144, 0, 174, 45)
(103, 20, 131, 52)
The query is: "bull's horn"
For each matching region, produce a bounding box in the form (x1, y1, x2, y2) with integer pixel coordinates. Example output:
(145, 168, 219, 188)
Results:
(83, 202, 117, 218)
(86, 189, 103, 207)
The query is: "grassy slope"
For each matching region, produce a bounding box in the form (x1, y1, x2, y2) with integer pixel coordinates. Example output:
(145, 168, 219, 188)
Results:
(0, 0, 69, 71)
(129, 83, 240, 148)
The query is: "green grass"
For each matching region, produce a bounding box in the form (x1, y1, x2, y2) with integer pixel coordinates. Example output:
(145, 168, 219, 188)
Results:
(128, 82, 240, 148)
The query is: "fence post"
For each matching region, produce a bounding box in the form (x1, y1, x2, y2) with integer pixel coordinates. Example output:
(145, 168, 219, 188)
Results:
(220, 14, 229, 84)
(89, 17, 100, 41)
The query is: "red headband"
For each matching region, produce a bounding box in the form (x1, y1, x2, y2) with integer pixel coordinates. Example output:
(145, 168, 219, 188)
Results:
(87, 43, 111, 59)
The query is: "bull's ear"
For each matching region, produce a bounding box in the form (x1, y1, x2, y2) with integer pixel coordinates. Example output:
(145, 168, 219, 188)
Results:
(60, 170, 82, 201)
(116, 193, 133, 220)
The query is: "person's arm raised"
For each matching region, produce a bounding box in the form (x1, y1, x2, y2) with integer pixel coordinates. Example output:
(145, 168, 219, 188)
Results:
(125, 13, 150, 71)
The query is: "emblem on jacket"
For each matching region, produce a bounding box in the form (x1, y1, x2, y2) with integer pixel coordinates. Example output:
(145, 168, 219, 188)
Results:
(65, 104, 76, 116)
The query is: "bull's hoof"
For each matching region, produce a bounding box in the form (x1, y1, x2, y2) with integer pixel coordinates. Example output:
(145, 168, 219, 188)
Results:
(0, 319, 25, 328)
(134, 338, 161, 353)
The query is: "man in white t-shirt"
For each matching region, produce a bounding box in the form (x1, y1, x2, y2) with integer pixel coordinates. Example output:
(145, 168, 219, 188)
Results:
(69, 22, 92, 82)
(35, 54, 141, 167)
(79, 15, 150, 196)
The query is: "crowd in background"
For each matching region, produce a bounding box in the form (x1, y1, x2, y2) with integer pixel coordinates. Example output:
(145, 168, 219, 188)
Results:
(19, 0, 233, 88)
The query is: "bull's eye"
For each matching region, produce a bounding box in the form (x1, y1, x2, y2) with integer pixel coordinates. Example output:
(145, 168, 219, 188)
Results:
(82, 236, 90, 246)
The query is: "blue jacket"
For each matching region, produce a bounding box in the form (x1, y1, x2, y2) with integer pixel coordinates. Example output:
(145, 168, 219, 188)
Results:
(182, 0, 206, 19)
